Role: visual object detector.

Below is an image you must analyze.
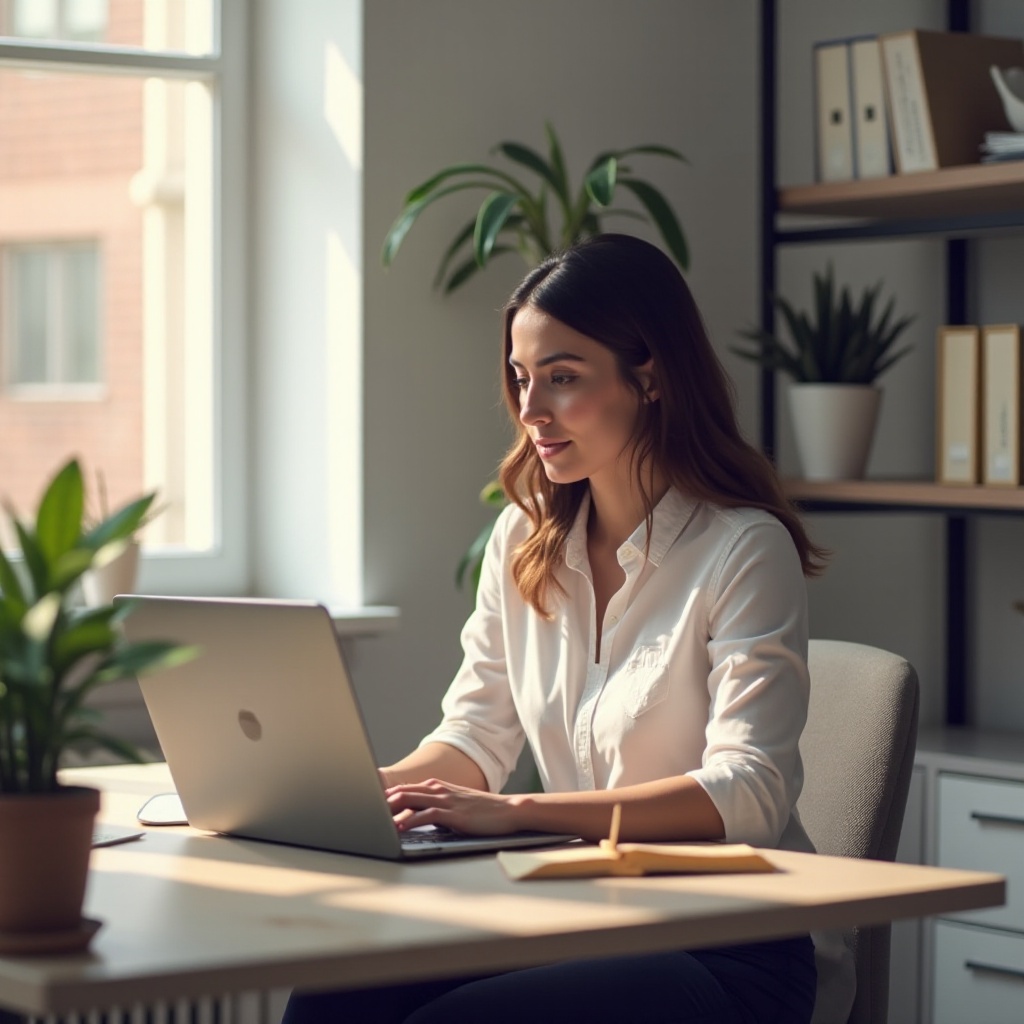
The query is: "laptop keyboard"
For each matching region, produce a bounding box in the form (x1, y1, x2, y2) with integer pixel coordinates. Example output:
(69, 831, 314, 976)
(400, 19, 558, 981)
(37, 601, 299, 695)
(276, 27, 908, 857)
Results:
(400, 826, 462, 846)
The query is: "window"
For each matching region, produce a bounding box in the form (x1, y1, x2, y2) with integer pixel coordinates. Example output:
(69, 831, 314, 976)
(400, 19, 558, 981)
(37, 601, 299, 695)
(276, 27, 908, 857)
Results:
(5, 0, 108, 43)
(3, 242, 101, 390)
(0, 2, 248, 591)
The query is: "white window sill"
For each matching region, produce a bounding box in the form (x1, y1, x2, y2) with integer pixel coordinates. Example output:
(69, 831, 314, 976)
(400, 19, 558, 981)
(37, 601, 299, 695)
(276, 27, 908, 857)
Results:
(327, 604, 401, 636)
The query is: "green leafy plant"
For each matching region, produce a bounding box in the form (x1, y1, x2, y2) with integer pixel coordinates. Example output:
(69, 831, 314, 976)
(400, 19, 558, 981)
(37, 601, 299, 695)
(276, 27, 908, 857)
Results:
(0, 458, 194, 793)
(733, 265, 915, 384)
(381, 121, 689, 293)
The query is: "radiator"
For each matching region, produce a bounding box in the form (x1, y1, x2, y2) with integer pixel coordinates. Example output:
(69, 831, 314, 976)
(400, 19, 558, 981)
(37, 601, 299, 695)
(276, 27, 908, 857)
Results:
(25, 989, 291, 1024)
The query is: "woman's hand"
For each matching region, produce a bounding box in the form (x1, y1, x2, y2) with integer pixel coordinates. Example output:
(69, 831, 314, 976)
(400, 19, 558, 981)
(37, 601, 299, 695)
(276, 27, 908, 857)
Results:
(384, 778, 523, 835)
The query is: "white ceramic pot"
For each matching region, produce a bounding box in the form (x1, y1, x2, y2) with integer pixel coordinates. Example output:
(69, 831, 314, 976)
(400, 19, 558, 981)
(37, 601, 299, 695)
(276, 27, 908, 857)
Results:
(81, 540, 140, 606)
(788, 383, 882, 481)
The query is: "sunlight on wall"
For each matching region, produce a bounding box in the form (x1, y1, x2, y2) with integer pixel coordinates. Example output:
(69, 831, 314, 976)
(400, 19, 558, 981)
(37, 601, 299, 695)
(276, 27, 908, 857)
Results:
(326, 230, 364, 608)
(324, 39, 363, 172)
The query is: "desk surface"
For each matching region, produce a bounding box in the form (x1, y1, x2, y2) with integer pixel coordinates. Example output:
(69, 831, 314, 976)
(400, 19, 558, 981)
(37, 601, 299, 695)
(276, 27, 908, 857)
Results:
(0, 763, 1006, 1016)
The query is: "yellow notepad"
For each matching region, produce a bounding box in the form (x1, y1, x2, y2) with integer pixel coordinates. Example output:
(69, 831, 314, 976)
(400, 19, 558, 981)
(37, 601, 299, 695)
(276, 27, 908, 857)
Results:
(497, 804, 777, 880)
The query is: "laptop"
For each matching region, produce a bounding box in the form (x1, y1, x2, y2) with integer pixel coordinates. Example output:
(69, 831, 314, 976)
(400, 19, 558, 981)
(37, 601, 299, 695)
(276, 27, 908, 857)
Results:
(118, 595, 576, 860)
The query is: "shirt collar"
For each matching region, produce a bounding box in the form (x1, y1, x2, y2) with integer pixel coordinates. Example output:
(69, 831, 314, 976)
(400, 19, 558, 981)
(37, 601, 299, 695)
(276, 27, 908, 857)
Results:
(564, 486, 698, 572)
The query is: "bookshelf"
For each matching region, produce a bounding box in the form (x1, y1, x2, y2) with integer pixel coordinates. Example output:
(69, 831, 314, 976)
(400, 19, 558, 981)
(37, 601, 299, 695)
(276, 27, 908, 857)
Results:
(783, 479, 1024, 515)
(779, 161, 1024, 222)
(757, 0, 1024, 728)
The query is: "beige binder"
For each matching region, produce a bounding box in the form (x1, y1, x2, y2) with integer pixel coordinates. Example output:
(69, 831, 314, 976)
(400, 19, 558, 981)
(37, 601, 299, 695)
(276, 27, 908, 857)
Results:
(937, 326, 982, 485)
(851, 37, 891, 178)
(982, 324, 1024, 486)
(815, 40, 855, 182)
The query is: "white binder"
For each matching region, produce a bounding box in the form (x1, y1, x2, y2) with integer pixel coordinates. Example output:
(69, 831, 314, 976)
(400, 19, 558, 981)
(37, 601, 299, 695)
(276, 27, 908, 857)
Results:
(850, 37, 892, 178)
(814, 40, 855, 182)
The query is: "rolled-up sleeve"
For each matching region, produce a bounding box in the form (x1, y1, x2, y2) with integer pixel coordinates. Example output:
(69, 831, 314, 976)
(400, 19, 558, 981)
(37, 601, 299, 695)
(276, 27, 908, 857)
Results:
(686, 520, 809, 846)
(417, 505, 526, 793)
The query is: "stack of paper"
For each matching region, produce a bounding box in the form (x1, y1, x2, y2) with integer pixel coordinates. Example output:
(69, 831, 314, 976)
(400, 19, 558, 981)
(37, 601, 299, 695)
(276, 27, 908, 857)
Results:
(981, 131, 1024, 162)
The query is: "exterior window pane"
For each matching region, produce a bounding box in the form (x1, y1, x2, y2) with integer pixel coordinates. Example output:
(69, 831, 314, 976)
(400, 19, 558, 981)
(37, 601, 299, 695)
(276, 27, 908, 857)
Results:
(10, 0, 58, 39)
(64, 0, 107, 42)
(64, 245, 101, 382)
(10, 249, 48, 383)
(1, 0, 213, 56)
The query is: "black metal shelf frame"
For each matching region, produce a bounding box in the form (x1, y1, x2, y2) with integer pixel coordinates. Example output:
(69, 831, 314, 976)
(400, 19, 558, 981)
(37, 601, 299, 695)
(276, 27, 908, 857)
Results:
(758, 0, 986, 727)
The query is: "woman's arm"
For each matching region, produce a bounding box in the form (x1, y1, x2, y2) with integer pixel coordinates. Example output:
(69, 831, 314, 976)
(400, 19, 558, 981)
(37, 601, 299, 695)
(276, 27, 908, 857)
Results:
(379, 741, 488, 791)
(385, 773, 725, 843)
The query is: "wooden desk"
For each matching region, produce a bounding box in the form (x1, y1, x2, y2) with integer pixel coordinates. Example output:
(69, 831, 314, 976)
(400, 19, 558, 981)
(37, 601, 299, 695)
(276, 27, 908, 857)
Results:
(0, 764, 1005, 1017)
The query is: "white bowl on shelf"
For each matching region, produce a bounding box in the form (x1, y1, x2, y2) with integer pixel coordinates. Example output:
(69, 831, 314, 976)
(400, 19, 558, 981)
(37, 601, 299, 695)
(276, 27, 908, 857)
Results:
(990, 65, 1024, 132)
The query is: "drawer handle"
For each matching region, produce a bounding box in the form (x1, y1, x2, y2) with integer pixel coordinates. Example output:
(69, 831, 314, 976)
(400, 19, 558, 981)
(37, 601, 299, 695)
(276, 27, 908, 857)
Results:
(965, 960, 1024, 983)
(970, 811, 1024, 828)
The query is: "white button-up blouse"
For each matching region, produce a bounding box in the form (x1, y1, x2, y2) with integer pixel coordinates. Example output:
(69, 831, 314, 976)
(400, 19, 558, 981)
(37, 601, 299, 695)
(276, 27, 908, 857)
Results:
(420, 485, 815, 852)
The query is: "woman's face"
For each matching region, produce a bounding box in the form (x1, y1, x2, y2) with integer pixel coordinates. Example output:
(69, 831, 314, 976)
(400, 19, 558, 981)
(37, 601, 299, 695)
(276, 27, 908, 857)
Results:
(509, 305, 653, 490)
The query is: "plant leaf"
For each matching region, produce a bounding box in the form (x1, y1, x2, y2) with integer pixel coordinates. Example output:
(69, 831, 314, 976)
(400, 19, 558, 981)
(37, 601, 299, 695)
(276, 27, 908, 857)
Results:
(13, 519, 47, 600)
(455, 517, 498, 592)
(589, 144, 689, 169)
(403, 163, 530, 206)
(496, 141, 569, 209)
(584, 157, 617, 207)
(81, 494, 155, 551)
(0, 545, 26, 608)
(545, 122, 570, 207)
(617, 177, 690, 270)
(35, 459, 84, 564)
(22, 592, 61, 643)
(382, 179, 522, 267)
(474, 192, 522, 267)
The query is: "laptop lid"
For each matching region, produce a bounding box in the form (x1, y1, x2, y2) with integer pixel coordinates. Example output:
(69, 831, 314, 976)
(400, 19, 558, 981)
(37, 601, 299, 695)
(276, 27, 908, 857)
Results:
(119, 596, 572, 860)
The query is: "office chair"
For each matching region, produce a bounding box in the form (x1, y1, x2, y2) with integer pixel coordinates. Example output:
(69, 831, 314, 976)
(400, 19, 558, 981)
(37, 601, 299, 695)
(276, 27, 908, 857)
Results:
(799, 639, 920, 1024)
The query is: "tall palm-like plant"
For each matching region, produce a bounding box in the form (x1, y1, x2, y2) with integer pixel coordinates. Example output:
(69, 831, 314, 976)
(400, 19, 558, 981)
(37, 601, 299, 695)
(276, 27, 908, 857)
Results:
(382, 122, 689, 293)
(383, 123, 691, 592)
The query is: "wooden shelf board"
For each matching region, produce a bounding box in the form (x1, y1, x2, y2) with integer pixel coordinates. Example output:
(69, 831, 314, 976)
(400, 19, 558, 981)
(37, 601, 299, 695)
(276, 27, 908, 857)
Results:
(778, 162, 1024, 221)
(783, 478, 1024, 512)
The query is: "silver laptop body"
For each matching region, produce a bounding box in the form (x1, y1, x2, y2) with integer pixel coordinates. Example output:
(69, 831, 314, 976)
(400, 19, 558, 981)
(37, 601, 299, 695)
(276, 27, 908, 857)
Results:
(120, 596, 574, 861)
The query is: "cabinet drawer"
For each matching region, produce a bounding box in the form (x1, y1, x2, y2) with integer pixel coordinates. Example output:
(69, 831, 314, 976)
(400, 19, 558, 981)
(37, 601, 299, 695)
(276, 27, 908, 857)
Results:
(933, 921, 1024, 1024)
(937, 773, 1024, 931)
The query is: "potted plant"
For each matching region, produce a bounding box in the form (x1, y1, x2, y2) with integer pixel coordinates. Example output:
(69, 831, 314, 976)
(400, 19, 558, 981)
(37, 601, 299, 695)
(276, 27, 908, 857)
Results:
(0, 458, 192, 953)
(383, 122, 690, 589)
(733, 265, 915, 480)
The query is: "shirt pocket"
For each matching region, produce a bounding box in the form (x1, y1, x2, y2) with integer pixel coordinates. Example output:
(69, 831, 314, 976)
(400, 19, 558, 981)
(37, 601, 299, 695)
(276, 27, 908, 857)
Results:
(621, 643, 670, 719)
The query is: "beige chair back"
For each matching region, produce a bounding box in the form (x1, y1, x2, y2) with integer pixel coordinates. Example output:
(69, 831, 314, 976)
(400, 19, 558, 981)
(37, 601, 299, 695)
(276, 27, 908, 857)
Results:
(800, 639, 920, 1024)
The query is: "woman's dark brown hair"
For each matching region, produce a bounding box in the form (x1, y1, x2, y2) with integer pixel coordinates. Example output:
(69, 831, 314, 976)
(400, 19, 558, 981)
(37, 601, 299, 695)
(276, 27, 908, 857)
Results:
(498, 233, 826, 615)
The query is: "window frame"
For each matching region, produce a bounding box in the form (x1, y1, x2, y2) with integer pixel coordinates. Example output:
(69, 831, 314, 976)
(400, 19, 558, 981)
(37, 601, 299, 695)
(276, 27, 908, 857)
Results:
(0, 3, 250, 595)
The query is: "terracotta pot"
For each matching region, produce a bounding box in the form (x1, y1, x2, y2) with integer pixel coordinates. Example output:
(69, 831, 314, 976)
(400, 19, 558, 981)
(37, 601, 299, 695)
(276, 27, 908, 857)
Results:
(0, 786, 99, 935)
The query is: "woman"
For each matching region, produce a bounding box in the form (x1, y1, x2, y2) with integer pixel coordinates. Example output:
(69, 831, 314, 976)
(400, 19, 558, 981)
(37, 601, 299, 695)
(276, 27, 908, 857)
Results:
(284, 234, 850, 1023)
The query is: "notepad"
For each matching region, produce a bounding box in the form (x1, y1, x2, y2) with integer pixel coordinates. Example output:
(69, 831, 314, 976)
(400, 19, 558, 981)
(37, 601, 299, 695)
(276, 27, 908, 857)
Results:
(497, 804, 777, 880)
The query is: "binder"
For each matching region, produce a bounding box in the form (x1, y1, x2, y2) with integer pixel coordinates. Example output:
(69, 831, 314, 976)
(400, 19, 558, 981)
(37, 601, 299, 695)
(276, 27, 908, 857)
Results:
(814, 40, 855, 182)
(937, 326, 982, 485)
(850, 36, 892, 178)
(879, 30, 1024, 174)
(982, 324, 1024, 486)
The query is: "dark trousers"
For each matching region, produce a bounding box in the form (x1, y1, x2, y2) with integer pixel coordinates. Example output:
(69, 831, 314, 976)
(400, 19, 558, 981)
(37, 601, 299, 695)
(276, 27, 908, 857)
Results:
(281, 934, 817, 1024)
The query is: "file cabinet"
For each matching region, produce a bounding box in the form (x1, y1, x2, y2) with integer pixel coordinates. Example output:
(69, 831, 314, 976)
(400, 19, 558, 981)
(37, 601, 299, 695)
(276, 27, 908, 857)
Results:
(914, 730, 1024, 1024)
